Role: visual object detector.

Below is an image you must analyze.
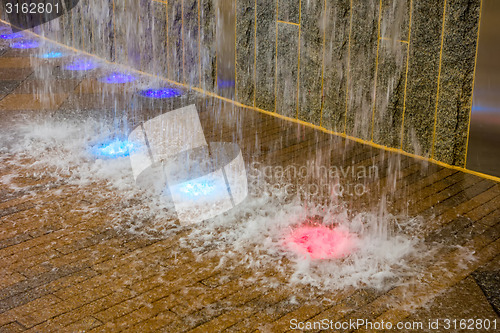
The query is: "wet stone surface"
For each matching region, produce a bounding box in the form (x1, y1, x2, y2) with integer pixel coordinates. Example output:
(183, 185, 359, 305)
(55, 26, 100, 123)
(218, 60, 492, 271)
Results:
(0, 13, 497, 333)
(473, 270, 500, 315)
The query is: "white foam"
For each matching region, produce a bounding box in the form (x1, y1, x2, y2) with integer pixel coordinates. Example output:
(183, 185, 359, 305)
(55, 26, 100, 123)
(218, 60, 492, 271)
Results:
(1, 118, 434, 291)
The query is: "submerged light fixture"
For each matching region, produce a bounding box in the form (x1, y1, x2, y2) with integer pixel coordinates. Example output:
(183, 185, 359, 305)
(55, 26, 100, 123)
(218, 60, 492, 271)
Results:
(285, 224, 357, 260)
(90, 138, 138, 159)
(0, 32, 23, 40)
(178, 180, 217, 197)
(38, 51, 64, 59)
(139, 88, 182, 99)
(217, 79, 235, 88)
(10, 39, 39, 49)
(64, 58, 98, 71)
(129, 105, 248, 224)
(99, 72, 136, 84)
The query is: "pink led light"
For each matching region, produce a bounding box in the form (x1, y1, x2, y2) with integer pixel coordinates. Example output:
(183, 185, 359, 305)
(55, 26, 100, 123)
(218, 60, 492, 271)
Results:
(285, 225, 357, 260)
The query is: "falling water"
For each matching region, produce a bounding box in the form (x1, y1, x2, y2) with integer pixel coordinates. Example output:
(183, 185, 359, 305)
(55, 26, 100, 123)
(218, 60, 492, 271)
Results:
(0, 0, 458, 292)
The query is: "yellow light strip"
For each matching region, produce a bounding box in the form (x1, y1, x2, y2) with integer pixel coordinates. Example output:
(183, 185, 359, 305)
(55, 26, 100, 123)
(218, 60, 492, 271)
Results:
(319, 0, 327, 127)
(198, 0, 202, 87)
(370, 0, 383, 142)
(400, 0, 414, 149)
(166, 0, 170, 78)
(253, 0, 257, 107)
(274, 0, 278, 113)
(181, 0, 185, 84)
(276, 20, 300, 26)
(214, 1, 217, 90)
(344, 0, 353, 135)
(235, 0, 238, 100)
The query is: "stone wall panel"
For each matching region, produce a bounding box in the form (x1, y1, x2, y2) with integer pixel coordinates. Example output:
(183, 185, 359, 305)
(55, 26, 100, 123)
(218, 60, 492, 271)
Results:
(297, 0, 323, 125)
(402, 0, 445, 158)
(345, 0, 379, 141)
(236, 0, 255, 106)
(321, 0, 350, 133)
(255, 0, 277, 111)
(276, 22, 299, 118)
(433, 0, 480, 166)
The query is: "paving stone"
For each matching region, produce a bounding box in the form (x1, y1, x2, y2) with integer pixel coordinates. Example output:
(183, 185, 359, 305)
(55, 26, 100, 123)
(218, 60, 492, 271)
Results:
(406, 277, 498, 333)
(473, 267, 500, 316)
(0, 81, 21, 100)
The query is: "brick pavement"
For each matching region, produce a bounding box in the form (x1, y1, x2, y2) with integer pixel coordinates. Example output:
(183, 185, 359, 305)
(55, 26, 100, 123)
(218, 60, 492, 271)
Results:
(0, 27, 499, 333)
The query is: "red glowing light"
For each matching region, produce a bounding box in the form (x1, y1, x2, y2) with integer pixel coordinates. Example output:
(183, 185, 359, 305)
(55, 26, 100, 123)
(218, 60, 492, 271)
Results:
(285, 225, 356, 259)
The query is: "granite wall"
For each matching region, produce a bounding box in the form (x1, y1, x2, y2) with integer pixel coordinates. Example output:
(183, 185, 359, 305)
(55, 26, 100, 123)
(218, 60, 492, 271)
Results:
(247, 0, 481, 167)
(234, 0, 480, 167)
(1, 0, 481, 167)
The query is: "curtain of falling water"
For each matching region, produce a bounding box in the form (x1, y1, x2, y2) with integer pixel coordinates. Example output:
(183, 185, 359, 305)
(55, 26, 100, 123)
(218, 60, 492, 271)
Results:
(26, 0, 417, 215)
(216, 0, 235, 99)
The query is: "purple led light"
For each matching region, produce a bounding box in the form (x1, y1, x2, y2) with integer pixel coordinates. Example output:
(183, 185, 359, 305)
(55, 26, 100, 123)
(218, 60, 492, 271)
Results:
(64, 58, 98, 71)
(139, 88, 182, 99)
(217, 79, 235, 88)
(99, 72, 136, 84)
(10, 39, 39, 49)
(0, 32, 23, 40)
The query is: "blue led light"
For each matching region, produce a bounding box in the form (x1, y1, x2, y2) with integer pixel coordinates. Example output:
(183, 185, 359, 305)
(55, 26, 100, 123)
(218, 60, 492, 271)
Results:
(472, 105, 500, 113)
(99, 72, 136, 84)
(90, 139, 138, 159)
(64, 58, 98, 71)
(38, 51, 64, 59)
(139, 88, 182, 99)
(178, 180, 217, 197)
(10, 39, 39, 49)
(0, 32, 23, 40)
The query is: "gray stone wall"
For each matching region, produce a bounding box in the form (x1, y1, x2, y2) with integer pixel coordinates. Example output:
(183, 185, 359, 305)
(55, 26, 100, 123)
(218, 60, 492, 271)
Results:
(235, 0, 255, 106)
(3, 0, 480, 167)
(402, 0, 445, 159)
(254, 0, 276, 111)
(433, 0, 480, 166)
(321, 0, 350, 133)
(238, 0, 481, 167)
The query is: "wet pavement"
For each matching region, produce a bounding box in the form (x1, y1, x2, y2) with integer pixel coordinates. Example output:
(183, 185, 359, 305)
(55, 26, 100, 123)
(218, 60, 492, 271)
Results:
(0, 26, 499, 333)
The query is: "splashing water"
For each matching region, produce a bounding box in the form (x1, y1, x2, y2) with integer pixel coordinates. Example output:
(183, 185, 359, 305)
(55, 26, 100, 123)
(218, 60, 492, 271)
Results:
(285, 224, 357, 260)
(90, 138, 138, 159)
(139, 88, 182, 99)
(10, 39, 39, 49)
(0, 118, 431, 291)
(100, 72, 136, 84)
